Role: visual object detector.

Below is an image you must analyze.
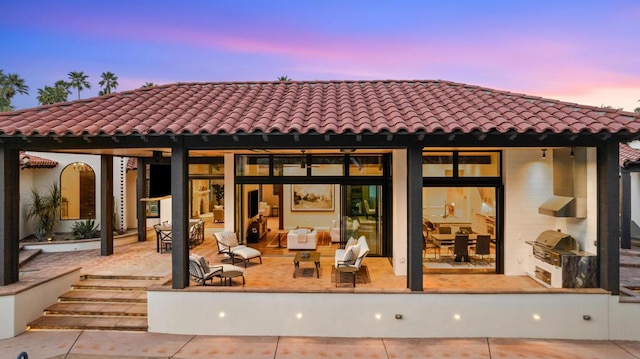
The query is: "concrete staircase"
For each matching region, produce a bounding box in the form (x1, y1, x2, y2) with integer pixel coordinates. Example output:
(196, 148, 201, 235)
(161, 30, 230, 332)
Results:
(28, 275, 166, 331)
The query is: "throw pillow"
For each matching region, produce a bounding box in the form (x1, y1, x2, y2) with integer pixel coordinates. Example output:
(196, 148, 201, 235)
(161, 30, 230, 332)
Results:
(345, 237, 357, 248)
(341, 245, 356, 263)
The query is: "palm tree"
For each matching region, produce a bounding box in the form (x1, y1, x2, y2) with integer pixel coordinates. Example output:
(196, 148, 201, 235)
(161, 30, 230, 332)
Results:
(141, 82, 156, 88)
(277, 75, 291, 81)
(0, 70, 29, 111)
(36, 81, 71, 105)
(68, 71, 91, 100)
(98, 71, 118, 95)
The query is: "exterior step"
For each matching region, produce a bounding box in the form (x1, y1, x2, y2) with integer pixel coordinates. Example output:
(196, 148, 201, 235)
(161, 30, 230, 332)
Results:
(72, 278, 162, 291)
(18, 248, 41, 267)
(28, 315, 148, 331)
(59, 289, 147, 303)
(44, 302, 147, 317)
(28, 275, 156, 332)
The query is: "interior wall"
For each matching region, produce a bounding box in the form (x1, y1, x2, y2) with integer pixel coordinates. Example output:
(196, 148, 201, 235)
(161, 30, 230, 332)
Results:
(392, 149, 408, 276)
(503, 148, 598, 276)
(503, 149, 556, 276)
(282, 184, 340, 230)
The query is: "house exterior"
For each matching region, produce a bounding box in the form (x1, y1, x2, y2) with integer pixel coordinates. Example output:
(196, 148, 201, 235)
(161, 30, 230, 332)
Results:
(2, 80, 640, 340)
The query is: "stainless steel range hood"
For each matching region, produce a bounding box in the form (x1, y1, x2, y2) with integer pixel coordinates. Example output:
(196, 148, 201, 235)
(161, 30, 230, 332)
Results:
(538, 148, 587, 218)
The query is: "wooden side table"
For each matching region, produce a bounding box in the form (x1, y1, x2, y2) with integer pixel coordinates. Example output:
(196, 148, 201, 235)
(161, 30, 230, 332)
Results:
(293, 251, 321, 278)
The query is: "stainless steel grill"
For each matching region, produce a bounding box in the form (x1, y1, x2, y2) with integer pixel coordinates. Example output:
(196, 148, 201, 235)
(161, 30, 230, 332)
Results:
(526, 230, 578, 267)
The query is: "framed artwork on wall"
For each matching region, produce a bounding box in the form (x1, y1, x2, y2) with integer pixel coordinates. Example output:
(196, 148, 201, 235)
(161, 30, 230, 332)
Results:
(291, 184, 334, 211)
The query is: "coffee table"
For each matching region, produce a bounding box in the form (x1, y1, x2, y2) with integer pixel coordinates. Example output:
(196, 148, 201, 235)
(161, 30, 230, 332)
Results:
(219, 270, 245, 286)
(293, 251, 321, 278)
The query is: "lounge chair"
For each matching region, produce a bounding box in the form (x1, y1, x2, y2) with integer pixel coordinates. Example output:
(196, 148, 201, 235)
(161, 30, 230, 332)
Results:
(214, 231, 262, 267)
(153, 224, 172, 254)
(188, 254, 245, 286)
(334, 236, 370, 287)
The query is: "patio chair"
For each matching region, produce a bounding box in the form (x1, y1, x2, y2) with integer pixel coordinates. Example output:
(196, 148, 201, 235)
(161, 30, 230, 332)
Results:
(448, 234, 470, 264)
(213, 231, 262, 267)
(334, 236, 370, 287)
(189, 253, 245, 286)
(422, 222, 440, 260)
(154, 224, 172, 254)
(362, 199, 376, 219)
(188, 256, 223, 285)
(471, 234, 492, 264)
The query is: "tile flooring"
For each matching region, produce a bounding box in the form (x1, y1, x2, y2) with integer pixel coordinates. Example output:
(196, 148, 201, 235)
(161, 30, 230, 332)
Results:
(1, 331, 640, 359)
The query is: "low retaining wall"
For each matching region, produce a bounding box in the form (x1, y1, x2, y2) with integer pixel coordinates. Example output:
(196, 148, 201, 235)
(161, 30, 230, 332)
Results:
(0, 268, 80, 339)
(22, 232, 142, 253)
(147, 290, 640, 340)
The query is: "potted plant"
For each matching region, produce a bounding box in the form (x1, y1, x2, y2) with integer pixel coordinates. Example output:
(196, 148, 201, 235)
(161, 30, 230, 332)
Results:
(212, 184, 224, 205)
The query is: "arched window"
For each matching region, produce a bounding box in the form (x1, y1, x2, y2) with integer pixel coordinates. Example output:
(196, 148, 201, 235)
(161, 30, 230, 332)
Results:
(60, 162, 96, 220)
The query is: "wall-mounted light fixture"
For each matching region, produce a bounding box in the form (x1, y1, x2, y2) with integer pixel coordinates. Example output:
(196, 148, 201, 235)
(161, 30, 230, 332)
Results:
(541, 149, 547, 159)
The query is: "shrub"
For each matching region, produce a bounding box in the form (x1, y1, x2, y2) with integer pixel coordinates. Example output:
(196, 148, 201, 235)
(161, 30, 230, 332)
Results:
(24, 182, 61, 241)
(72, 219, 99, 239)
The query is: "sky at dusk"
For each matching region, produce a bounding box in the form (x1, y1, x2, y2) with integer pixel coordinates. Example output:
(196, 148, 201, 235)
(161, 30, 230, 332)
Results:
(2, 0, 639, 112)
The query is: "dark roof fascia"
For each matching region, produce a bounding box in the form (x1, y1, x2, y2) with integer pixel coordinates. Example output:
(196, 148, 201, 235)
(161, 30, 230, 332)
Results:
(3, 130, 635, 153)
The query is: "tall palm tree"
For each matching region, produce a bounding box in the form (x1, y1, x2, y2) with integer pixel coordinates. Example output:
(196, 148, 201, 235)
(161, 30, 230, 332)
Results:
(68, 71, 91, 100)
(98, 71, 118, 95)
(37, 81, 71, 105)
(0, 70, 29, 111)
(277, 75, 291, 81)
(141, 82, 156, 88)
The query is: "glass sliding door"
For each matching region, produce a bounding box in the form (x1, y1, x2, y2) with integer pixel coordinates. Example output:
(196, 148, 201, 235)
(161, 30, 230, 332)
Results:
(344, 184, 383, 256)
(422, 186, 497, 273)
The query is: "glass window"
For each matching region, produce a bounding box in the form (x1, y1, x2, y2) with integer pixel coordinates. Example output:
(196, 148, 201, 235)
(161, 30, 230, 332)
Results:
(273, 156, 307, 176)
(349, 156, 383, 176)
(311, 156, 344, 176)
(422, 152, 454, 177)
(189, 160, 224, 175)
(60, 162, 96, 220)
(236, 156, 269, 176)
(458, 152, 500, 177)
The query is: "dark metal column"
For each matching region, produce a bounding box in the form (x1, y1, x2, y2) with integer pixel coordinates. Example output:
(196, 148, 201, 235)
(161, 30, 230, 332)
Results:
(0, 147, 20, 285)
(407, 139, 423, 291)
(620, 170, 631, 249)
(171, 139, 189, 289)
(100, 155, 114, 256)
(136, 157, 147, 242)
(597, 141, 620, 294)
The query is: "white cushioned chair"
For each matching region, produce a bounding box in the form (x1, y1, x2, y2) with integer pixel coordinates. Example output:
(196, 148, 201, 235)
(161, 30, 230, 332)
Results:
(188, 253, 245, 286)
(287, 228, 318, 250)
(334, 235, 370, 269)
(213, 231, 262, 267)
(258, 201, 271, 217)
(330, 218, 360, 243)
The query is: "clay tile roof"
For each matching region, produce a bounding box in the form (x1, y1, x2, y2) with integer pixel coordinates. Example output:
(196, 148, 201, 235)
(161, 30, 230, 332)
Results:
(1, 80, 639, 137)
(620, 143, 640, 168)
(19, 152, 58, 169)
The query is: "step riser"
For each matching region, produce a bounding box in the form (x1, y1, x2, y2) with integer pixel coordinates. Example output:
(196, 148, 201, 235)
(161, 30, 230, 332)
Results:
(44, 312, 147, 317)
(29, 325, 147, 331)
(59, 298, 146, 304)
(72, 286, 149, 291)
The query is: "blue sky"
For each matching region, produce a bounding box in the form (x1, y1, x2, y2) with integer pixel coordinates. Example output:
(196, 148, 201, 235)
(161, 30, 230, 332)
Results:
(2, 0, 639, 111)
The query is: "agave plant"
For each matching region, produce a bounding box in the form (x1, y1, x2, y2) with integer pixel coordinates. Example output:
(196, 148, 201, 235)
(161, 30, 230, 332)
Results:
(24, 182, 62, 241)
(72, 219, 99, 239)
